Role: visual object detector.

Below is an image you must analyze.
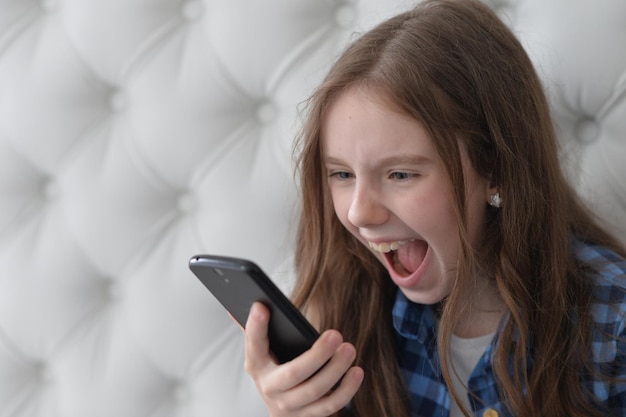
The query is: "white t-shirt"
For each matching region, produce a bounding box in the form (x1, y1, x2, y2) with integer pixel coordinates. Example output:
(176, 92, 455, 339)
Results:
(448, 332, 494, 417)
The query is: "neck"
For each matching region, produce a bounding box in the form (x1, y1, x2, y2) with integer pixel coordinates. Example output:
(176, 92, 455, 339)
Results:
(452, 281, 506, 338)
(453, 307, 503, 338)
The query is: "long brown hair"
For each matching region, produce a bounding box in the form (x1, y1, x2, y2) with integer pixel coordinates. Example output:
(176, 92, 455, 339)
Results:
(292, 1, 626, 416)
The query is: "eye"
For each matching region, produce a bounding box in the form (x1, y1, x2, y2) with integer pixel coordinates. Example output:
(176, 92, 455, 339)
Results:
(329, 171, 354, 180)
(389, 172, 416, 181)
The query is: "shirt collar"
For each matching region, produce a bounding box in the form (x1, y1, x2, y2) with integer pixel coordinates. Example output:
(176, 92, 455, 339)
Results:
(392, 288, 506, 362)
(392, 289, 438, 344)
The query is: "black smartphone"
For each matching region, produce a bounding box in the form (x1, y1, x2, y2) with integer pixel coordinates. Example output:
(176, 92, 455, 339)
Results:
(189, 254, 319, 363)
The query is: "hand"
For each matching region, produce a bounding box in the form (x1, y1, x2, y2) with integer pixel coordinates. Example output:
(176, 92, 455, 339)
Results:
(244, 302, 364, 417)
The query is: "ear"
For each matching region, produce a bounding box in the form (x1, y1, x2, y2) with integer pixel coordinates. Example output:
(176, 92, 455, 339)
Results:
(486, 181, 502, 208)
(486, 180, 498, 197)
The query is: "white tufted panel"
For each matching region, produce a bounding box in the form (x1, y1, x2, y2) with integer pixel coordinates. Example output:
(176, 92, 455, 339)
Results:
(0, 1, 624, 416)
(511, 0, 626, 243)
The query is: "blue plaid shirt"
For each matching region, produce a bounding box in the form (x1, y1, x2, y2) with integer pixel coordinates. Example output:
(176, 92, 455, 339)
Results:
(393, 240, 626, 417)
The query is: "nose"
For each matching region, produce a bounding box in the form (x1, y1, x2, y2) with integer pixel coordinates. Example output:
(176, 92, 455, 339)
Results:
(347, 184, 389, 228)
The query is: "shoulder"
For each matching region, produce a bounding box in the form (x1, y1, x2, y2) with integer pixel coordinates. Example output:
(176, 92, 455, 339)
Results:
(572, 240, 626, 404)
(572, 239, 626, 303)
(573, 240, 626, 360)
(572, 238, 626, 272)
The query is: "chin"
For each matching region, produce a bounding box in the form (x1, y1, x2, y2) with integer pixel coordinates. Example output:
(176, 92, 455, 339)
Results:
(399, 286, 449, 306)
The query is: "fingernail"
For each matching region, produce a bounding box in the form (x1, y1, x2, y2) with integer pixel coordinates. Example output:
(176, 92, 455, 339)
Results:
(250, 303, 265, 320)
(325, 331, 342, 347)
(353, 367, 364, 382)
(340, 344, 356, 360)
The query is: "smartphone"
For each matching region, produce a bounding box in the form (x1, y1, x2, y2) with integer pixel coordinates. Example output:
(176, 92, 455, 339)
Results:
(189, 254, 319, 363)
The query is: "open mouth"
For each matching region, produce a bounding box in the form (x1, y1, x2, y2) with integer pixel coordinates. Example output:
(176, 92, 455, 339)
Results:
(369, 239, 428, 278)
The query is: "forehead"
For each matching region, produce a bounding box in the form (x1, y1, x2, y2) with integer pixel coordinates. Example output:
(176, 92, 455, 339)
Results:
(320, 87, 436, 158)
(323, 86, 406, 127)
(319, 87, 481, 184)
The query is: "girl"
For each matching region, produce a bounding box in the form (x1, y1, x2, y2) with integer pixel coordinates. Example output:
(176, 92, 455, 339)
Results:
(244, 0, 626, 416)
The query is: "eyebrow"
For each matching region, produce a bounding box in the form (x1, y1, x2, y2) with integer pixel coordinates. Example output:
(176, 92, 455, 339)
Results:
(323, 154, 433, 167)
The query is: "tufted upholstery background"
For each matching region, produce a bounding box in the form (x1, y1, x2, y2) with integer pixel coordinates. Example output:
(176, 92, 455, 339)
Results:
(0, 0, 624, 416)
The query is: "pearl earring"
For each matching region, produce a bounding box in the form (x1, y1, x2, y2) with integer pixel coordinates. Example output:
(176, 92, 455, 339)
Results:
(489, 192, 502, 208)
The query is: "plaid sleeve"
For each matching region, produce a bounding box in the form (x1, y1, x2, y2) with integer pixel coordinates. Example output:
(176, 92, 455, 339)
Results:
(574, 240, 626, 412)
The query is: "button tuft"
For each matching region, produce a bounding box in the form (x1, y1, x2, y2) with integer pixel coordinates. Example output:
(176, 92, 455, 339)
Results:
(109, 91, 128, 112)
(40, 0, 58, 13)
(177, 193, 196, 214)
(182, 0, 204, 21)
(576, 117, 601, 143)
(107, 281, 123, 304)
(334, 5, 356, 28)
(42, 179, 58, 200)
(490, 1, 515, 23)
(174, 382, 191, 403)
(256, 101, 277, 124)
(37, 362, 53, 384)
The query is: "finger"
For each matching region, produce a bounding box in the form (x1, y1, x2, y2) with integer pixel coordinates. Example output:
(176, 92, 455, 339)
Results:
(273, 330, 344, 389)
(306, 366, 365, 415)
(313, 342, 357, 391)
(282, 342, 358, 408)
(244, 302, 273, 375)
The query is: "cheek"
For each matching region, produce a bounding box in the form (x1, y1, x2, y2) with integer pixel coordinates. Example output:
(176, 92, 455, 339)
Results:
(402, 188, 457, 234)
(330, 189, 353, 228)
(329, 188, 343, 215)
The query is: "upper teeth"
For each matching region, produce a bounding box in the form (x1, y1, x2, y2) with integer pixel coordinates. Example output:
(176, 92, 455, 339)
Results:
(368, 240, 411, 253)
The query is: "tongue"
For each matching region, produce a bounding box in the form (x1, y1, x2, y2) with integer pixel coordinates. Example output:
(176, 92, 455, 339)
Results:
(396, 240, 427, 273)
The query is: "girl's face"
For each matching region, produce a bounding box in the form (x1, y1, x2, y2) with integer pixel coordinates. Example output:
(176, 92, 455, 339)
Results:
(322, 88, 495, 305)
